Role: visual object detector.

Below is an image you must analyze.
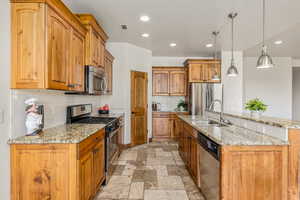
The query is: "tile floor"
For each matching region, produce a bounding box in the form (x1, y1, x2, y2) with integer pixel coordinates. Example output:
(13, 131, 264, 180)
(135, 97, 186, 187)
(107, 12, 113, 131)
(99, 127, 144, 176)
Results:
(96, 141, 205, 200)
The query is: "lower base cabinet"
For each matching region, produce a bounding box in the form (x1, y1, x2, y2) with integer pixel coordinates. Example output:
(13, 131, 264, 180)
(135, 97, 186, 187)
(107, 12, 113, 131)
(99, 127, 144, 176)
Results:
(178, 118, 289, 200)
(10, 129, 106, 200)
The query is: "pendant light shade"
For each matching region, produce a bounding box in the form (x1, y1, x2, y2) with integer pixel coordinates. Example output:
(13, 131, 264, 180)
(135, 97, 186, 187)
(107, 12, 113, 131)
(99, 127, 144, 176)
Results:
(212, 31, 220, 81)
(256, 0, 274, 69)
(226, 12, 238, 77)
(227, 59, 238, 77)
(257, 46, 274, 68)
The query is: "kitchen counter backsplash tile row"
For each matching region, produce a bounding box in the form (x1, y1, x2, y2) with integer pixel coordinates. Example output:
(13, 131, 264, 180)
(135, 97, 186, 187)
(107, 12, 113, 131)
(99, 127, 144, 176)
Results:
(11, 90, 103, 138)
(152, 96, 185, 112)
(178, 115, 288, 146)
(205, 111, 289, 141)
(8, 124, 106, 144)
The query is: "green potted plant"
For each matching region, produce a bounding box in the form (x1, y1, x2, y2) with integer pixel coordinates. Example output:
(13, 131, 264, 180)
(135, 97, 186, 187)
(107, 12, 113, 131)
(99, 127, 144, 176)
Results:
(245, 98, 267, 118)
(177, 99, 188, 112)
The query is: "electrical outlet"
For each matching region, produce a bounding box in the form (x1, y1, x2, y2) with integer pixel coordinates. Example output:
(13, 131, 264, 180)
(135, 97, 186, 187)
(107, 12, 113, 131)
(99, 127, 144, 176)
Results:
(0, 109, 4, 124)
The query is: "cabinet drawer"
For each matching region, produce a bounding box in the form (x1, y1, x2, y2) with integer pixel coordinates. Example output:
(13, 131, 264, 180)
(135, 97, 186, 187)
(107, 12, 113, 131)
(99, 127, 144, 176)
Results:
(153, 112, 172, 118)
(79, 129, 105, 157)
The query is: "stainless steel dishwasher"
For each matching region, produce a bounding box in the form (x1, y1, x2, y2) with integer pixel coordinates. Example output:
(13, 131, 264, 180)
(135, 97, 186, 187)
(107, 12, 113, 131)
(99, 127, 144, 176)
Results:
(198, 132, 220, 200)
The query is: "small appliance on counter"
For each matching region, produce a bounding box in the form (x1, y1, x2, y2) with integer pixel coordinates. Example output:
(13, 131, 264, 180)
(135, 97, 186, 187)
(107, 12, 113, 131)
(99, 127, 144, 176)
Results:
(98, 104, 110, 114)
(152, 102, 161, 111)
(24, 98, 44, 136)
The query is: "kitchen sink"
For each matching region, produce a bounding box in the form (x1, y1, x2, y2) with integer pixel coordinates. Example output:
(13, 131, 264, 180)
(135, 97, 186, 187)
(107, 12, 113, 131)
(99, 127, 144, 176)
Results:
(193, 119, 228, 127)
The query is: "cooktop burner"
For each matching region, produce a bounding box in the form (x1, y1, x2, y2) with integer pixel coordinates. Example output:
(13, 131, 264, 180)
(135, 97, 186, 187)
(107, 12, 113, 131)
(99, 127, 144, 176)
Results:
(74, 117, 116, 124)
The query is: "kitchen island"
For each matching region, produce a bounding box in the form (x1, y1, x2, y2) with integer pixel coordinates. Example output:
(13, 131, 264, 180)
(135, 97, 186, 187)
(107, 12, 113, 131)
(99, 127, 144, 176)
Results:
(9, 123, 106, 200)
(176, 114, 289, 200)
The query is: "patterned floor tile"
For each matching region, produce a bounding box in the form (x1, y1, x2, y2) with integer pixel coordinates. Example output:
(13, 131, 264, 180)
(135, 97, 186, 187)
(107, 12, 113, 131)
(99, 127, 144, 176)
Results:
(95, 142, 204, 200)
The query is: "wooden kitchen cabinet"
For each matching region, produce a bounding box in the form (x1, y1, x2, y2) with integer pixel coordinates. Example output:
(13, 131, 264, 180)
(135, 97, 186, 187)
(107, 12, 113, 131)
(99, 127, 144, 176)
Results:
(76, 14, 108, 68)
(11, 129, 106, 200)
(221, 146, 288, 200)
(184, 59, 221, 83)
(152, 116, 172, 139)
(69, 30, 85, 91)
(79, 151, 94, 200)
(177, 117, 289, 199)
(152, 70, 170, 96)
(11, 0, 87, 90)
(169, 70, 187, 96)
(152, 67, 187, 96)
(104, 49, 114, 95)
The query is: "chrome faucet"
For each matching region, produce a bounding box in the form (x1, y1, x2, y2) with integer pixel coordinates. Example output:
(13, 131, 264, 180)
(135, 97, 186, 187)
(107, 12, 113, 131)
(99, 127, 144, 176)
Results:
(208, 84, 231, 126)
(209, 99, 224, 126)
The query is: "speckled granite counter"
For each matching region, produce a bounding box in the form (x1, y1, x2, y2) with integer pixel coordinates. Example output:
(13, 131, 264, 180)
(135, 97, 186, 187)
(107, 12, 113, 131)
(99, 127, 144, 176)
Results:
(8, 124, 105, 144)
(178, 115, 288, 146)
(209, 111, 300, 129)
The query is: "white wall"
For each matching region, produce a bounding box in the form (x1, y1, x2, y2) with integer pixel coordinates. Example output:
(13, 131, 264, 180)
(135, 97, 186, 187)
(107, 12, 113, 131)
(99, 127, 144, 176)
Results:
(100, 43, 152, 144)
(213, 51, 244, 114)
(293, 67, 300, 120)
(11, 90, 103, 138)
(152, 56, 212, 66)
(243, 57, 293, 119)
(0, 0, 11, 199)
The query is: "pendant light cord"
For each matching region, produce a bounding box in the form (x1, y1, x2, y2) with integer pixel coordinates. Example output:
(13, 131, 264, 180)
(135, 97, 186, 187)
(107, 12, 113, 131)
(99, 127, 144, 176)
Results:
(263, 0, 265, 46)
(231, 14, 234, 61)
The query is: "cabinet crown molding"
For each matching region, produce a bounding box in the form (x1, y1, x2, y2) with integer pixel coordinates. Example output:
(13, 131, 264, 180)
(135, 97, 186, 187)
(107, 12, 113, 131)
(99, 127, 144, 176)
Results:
(76, 14, 109, 41)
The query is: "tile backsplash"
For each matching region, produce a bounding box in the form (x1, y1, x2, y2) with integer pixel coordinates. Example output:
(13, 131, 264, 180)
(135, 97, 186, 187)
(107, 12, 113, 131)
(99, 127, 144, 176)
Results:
(152, 96, 186, 111)
(11, 90, 102, 137)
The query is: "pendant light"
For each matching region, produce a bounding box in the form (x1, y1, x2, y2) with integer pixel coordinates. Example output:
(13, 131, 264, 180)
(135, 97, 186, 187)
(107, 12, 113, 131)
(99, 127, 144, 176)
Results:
(256, 0, 274, 69)
(211, 31, 220, 81)
(227, 12, 238, 77)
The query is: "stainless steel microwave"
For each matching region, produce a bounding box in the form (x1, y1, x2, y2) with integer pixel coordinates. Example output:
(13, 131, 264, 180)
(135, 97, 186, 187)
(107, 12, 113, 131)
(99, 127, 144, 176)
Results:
(85, 66, 107, 95)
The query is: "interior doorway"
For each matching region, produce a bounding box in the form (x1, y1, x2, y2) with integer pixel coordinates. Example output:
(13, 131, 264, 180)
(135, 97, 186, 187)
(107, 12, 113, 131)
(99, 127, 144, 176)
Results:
(131, 71, 148, 146)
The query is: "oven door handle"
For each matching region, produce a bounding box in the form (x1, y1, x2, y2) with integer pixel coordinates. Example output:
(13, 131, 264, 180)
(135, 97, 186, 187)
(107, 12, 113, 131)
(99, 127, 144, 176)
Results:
(109, 128, 120, 139)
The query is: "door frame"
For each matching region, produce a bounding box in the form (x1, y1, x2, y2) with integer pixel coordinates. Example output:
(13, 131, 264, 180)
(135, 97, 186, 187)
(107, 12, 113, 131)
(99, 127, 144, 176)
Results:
(130, 70, 148, 146)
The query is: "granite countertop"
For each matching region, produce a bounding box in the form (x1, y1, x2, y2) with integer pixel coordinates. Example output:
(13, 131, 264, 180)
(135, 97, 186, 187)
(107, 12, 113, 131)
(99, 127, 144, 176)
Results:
(8, 123, 106, 144)
(211, 111, 300, 129)
(178, 115, 288, 146)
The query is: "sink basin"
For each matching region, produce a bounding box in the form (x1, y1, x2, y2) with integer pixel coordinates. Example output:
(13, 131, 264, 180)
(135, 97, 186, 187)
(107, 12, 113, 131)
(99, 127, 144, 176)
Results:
(193, 120, 227, 127)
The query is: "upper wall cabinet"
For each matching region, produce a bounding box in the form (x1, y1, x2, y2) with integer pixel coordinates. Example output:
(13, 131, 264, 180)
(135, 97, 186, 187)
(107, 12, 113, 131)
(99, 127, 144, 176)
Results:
(152, 67, 187, 96)
(76, 14, 108, 68)
(184, 59, 221, 83)
(104, 49, 114, 95)
(11, 0, 87, 91)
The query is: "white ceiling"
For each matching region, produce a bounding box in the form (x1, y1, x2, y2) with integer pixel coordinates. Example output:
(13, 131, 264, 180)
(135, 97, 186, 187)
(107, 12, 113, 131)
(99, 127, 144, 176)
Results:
(64, 0, 300, 57)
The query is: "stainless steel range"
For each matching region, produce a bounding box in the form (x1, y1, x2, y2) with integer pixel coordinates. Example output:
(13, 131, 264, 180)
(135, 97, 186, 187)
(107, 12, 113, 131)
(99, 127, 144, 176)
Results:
(66, 104, 121, 184)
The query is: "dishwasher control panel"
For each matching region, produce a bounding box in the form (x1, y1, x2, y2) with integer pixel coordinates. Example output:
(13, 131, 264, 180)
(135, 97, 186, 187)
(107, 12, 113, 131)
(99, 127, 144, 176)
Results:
(197, 132, 220, 160)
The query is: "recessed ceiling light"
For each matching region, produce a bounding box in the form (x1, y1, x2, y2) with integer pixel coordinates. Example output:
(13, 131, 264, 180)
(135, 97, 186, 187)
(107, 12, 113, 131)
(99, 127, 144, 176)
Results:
(141, 33, 150, 38)
(274, 40, 283, 45)
(206, 43, 213, 48)
(170, 43, 177, 47)
(140, 15, 150, 22)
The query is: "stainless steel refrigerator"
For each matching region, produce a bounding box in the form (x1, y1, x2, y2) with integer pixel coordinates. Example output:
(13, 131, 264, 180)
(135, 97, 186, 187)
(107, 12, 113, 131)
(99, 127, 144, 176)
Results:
(189, 83, 214, 116)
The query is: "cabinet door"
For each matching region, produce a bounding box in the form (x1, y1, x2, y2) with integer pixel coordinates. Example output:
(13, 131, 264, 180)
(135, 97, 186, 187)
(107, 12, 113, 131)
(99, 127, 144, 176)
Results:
(99, 40, 105, 67)
(188, 64, 202, 82)
(104, 55, 113, 94)
(93, 139, 105, 191)
(169, 71, 187, 96)
(47, 8, 70, 90)
(152, 71, 169, 96)
(11, 3, 46, 89)
(69, 30, 85, 91)
(90, 29, 100, 67)
(79, 151, 93, 200)
(152, 117, 171, 138)
(190, 137, 198, 180)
